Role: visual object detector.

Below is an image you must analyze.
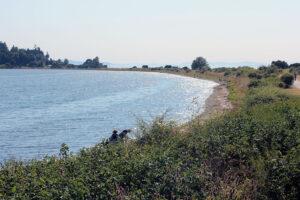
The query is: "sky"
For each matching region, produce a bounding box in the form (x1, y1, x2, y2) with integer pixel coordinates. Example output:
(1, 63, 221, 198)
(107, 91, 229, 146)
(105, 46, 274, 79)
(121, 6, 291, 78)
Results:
(1, 0, 299, 65)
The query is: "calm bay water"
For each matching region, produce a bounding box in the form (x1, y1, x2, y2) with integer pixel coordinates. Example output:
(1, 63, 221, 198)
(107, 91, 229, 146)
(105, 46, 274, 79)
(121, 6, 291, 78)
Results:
(0, 69, 217, 161)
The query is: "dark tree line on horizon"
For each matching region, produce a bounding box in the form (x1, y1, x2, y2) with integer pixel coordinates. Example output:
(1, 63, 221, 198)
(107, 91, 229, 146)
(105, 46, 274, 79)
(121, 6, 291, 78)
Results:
(1, 41, 299, 72)
(0, 41, 107, 69)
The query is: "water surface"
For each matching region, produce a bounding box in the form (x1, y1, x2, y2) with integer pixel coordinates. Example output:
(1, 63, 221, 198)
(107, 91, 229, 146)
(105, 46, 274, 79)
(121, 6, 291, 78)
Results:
(0, 69, 217, 161)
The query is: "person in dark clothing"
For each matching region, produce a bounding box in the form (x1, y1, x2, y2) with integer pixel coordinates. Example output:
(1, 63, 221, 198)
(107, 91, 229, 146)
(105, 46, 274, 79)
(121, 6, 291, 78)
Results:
(119, 129, 131, 139)
(109, 129, 119, 142)
(294, 72, 297, 81)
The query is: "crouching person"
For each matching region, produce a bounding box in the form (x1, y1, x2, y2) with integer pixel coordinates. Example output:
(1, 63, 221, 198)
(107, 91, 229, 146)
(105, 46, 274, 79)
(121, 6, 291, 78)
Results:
(109, 129, 119, 142)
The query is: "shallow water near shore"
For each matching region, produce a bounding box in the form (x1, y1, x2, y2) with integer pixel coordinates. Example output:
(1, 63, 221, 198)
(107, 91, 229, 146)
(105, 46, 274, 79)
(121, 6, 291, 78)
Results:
(0, 69, 217, 161)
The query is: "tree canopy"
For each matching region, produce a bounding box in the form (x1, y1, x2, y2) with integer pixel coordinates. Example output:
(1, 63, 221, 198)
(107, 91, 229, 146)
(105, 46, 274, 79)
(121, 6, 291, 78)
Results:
(289, 63, 300, 68)
(191, 57, 209, 70)
(0, 42, 49, 67)
(80, 57, 106, 68)
(271, 60, 289, 69)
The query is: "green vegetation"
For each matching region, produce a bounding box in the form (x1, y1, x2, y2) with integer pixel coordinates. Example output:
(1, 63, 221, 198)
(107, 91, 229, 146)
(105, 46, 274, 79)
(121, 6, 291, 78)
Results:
(0, 58, 299, 199)
(191, 57, 210, 72)
(245, 86, 289, 107)
(289, 63, 300, 74)
(280, 73, 294, 88)
(226, 78, 243, 105)
(0, 42, 107, 69)
(271, 60, 289, 69)
(79, 57, 105, 69)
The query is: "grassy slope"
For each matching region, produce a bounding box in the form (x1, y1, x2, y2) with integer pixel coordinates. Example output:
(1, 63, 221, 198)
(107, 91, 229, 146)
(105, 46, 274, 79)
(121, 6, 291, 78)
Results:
(0, 68, 299, 199)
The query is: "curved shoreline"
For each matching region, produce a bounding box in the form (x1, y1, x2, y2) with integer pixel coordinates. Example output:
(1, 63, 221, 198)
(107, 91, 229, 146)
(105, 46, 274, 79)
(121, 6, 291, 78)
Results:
(1, 67, 233, 120)
(101, 69, 234, 119)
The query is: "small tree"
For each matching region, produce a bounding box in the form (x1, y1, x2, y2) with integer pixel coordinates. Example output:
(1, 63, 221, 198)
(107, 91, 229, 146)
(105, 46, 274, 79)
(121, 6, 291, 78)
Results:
(191, 57, 209, 70)
(142, 65, 148, 69)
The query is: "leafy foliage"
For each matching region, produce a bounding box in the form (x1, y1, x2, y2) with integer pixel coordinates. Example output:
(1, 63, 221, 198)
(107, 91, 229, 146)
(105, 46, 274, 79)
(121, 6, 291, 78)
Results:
(191, 57, 209, 71)
(245, 86, 289, 107)
(79, 57, 106, 68)
(280, 73, 294, 88)
(0, 42, 50, 67)
(271, 60, 289, 69)
(289, 63, 300, 68)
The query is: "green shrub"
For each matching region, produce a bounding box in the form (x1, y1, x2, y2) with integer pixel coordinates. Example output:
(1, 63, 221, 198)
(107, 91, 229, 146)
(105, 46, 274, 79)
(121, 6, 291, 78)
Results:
(135, 114, 176, 146)
(224, 71, 230, 76)
(248, 72, 262, 79)
(248, 80, 260, 88)
(280, 73, 294, 88)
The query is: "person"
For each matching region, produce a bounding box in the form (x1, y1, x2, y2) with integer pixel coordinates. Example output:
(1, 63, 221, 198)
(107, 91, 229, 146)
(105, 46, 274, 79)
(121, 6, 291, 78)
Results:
(294, 72, 297, 81)
(109, 129, 119, 142)
(119, 129, 131, 139)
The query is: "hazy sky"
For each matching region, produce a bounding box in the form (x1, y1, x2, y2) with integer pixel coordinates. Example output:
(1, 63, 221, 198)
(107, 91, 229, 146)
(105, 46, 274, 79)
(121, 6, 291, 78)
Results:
(1, 0, 299, 64)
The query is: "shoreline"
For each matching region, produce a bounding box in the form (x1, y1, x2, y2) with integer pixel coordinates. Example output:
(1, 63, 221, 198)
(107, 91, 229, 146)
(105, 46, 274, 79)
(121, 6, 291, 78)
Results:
(198, 81, 233, 120)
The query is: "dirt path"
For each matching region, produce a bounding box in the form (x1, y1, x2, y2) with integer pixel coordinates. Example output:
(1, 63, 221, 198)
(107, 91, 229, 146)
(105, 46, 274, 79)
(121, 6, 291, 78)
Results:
(293, 79, 300, 89)
(287, 77, 300, 96)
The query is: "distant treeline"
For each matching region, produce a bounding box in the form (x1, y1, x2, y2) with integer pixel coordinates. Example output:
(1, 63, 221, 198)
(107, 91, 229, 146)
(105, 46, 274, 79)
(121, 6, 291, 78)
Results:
(0, 42, 107, 69)
(134, 58, 300, 76)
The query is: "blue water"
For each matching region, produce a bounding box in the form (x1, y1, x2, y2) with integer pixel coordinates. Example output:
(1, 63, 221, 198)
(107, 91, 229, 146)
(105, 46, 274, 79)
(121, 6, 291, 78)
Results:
(0, 69, 217, 161)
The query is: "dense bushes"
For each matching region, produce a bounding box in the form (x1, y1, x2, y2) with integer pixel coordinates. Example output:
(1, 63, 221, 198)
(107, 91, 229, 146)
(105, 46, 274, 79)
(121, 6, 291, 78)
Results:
(213, 66, 256, 77)
(212, 65, 283, 80)
(248, 72, 262, 79)
(202, 99, 300, 199)
(245, 86, 289, 107)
